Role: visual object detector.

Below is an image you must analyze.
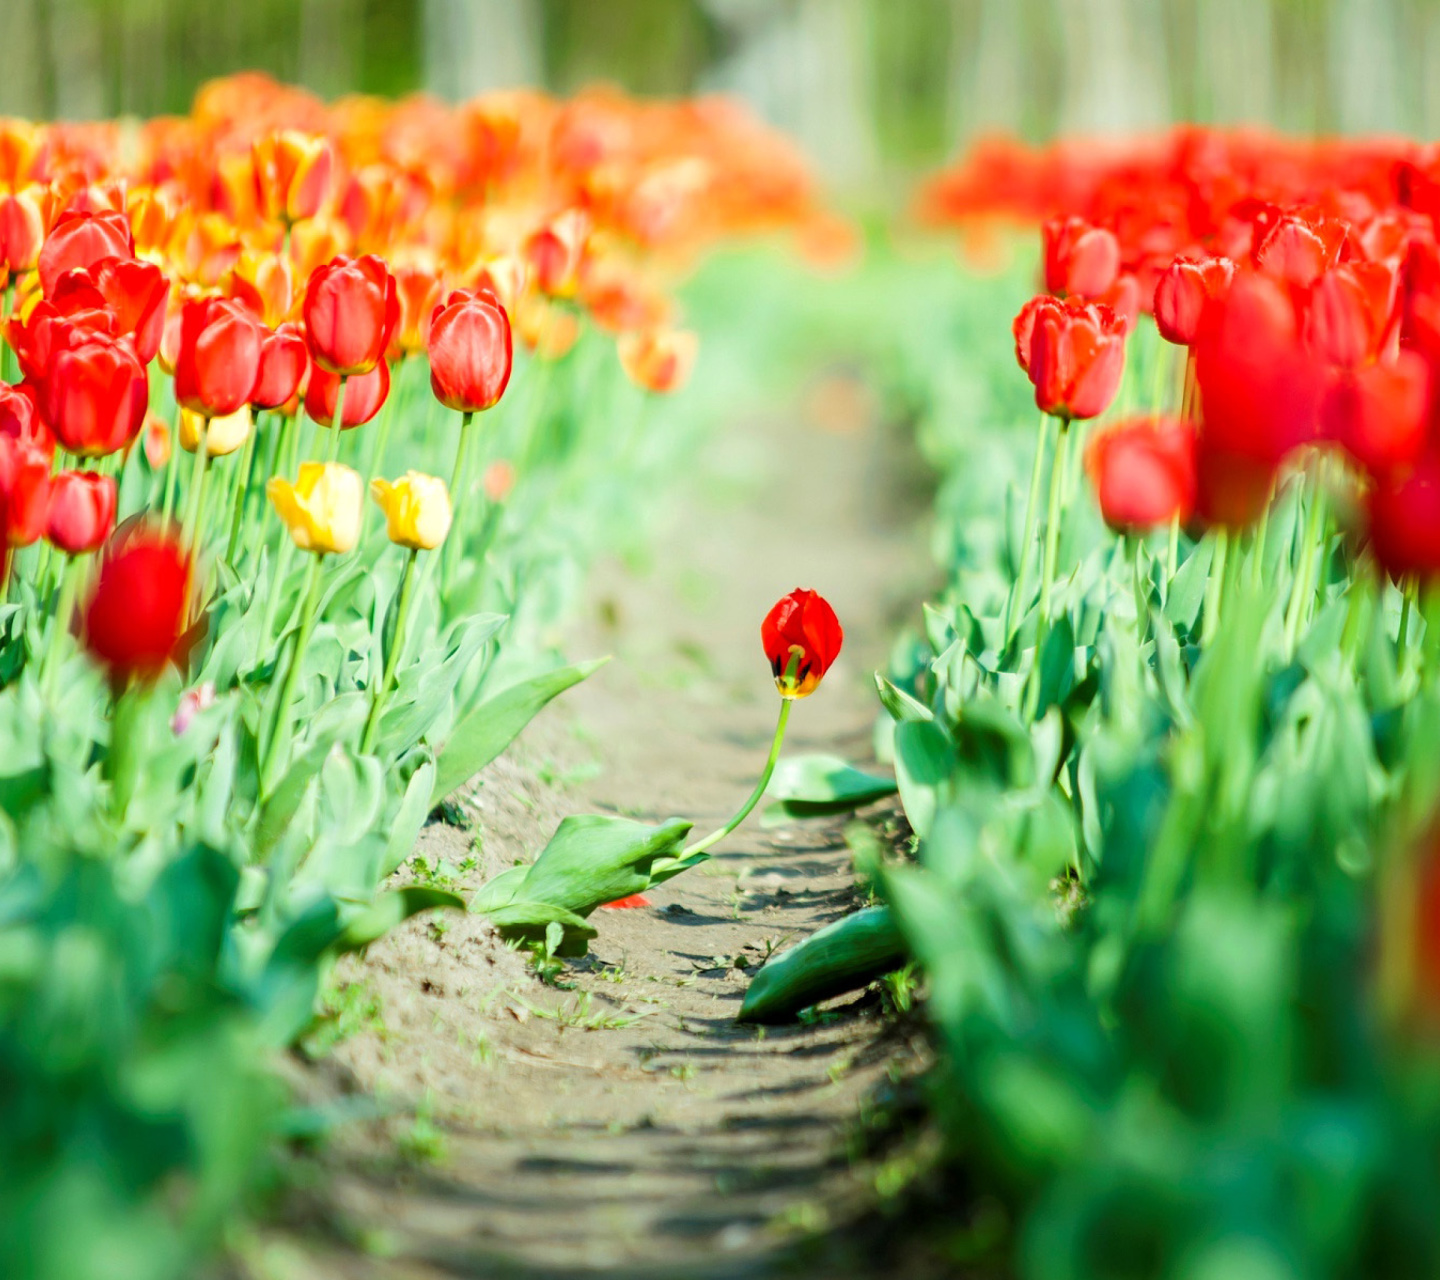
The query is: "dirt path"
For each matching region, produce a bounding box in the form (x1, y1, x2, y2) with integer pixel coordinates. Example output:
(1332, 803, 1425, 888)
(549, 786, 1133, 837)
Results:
(252, 372, 936, 1279)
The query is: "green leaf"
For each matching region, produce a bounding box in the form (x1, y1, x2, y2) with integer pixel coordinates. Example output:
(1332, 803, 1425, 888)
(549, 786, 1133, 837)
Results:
(382, 759, 436, 876)
(894, 719, 958, 839)
(336, 886, 465, 953)
(737, 906, 907, 1023)
(874, 672, 934, 723)
(760, 754, 897, 825)
(1163, 539, 1213, 635)
(517, 813, 693, 916)
(431, 657, 609, 804)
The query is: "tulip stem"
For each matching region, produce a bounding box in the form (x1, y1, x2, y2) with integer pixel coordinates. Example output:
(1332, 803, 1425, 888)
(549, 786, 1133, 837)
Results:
(41, 554, 81, 696)
(362, 369, 399, 518)
(322, 376, 348, 466)
(161, 400, 183, 525)
(440, 410, 476, 596)
(360, 547, 419, 755)
(180, 416, 210, 552)
(1283, 464, 1325, 658)
(261, 551, 325, 791)
(1005, 410, 1051, 643)
(681, 694, 793, 860)
(1038, 416, 1071, 627)
(227, 412, 262, 566)
(1201, 529, 1230, 647)
(1166, 515, 1180, 593)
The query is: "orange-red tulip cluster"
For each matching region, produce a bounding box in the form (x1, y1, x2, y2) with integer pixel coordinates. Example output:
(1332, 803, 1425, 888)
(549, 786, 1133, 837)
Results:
(925, 129, 1440, 573)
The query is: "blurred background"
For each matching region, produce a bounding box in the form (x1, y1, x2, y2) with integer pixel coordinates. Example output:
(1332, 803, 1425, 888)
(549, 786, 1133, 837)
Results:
(3, 0, 1438, 189)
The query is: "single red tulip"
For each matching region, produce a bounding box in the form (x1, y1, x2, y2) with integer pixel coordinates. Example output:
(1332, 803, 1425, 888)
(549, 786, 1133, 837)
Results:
(1043, 217, 1121, 299)
(427, 287, 513, 413)
(251, 321, 309, 409)
(0, 186, 49, 274)
(1014, 295, 1126, 421)
(0, 381, 52, 460)
(41, 331, 149, 458)
(47, 470, 116, 554)
(302, 253, 399, 376)
(761, 588, 843, 699)
(1153, 256, 1235, 346)
(173, 296, 263, 418)
(83, 526, 192, 682)
(1084, 416, 1197, 534)
(0, 435, 52, 548)
(305, 360, 389, 429)
(37, 209, 134, 297)
(1321, 353, 1428, 475)
(1253, 208, 1347, 289)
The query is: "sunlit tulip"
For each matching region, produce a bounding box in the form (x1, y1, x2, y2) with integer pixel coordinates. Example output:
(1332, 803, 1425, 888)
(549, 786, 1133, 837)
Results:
(1042, 216, 1121, 299)
(305, 360, 388, 429)
(47, 470, 116, 554)
(253, 130, 333, 225)
(267, 462, 363, 555)
(228, 248, 296, 328)
(180, 405, 251, 458)
(1153, 256, 1235, 347)
(56, 255, 170, 364)
(252, 321, 308, 410)
(370, 471, 452, 550)
(617, 327, 698, 394)
(82, 526, 192, 681)
(37, 209, 133, 296)
(0, 185, 50, 274)
(174, 296, 263, 418)
(1013, 294, 1126, 421)
(303, 252, 398, 375)
(427, 288, 512, 413)
(391, 262, 443, 358)
(524, 209, 589, 298)
(761, 588, 843, 699)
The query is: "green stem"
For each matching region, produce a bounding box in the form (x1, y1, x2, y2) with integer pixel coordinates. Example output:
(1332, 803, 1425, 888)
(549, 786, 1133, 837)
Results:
(1201, 529, 1230, 647)
(1283, 465, 1325, 658)
(1397, 576, 1415, 673)
(681, 695, 793, 859)
(440, 410, 477, 596)
(161, 400, 183, 525)
(226, 412, 262, 566)
(1130, 534, 1149, 644)
(1038, 416, 1071, 626)
(256, 412, 293, 554)
(42, 554, 81, 695)
(180, 416, 210, 551)
(1005, 410, 1051, 643)
(1165, 515, 1180, 597)
(261, 552, 325, 788)
(108, 678, 147, 823)
(364, 364, 399, 488)
(360, 547, 419, 754)
(321, 376, 348, 465)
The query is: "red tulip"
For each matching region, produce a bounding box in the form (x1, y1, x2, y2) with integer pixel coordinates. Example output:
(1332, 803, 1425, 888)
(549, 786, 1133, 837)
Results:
(427, 287, 512, 413)
(761, 588, 843, 699)
(1321, 353, 1428, 474)
(37, 209, 134, 296)
(82, 526, 192, 682)
(251, 321, 309, 409)
(0, 186, 49, 274)
(40, 331, 149, 458)
(1084, 416, 1197, 533)
(302, 253, 399, 376)
(1043, 217, 1121, 299)
(305, 360, 389, 429)
(1013, 295, 1126, 421)
(1153, 256, 1235, 346)
(0, 381, 52, 460)
(1253, 208, 1347, 289)
(252, 131, 333, 225)
(524, 209, 589, 299)
(47, 470, 116, 554)
(1305, 262, 1399, 368)
(1192, 439, 1279, 530)
(84, 256, 170, 365)
(0, 435, 52, 548)
(173, 296, 263, 418)
(391, 262, 444, 359)
(1367, 460, 1440, 582)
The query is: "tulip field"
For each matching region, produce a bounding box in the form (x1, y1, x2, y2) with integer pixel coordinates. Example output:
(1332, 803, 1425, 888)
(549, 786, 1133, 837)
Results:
(5, 66, 1440, 1280)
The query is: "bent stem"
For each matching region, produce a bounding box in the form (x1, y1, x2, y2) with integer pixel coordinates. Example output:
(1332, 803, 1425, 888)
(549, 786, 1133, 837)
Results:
(680, 693, 793, 860)
(360, 546, 419, 754)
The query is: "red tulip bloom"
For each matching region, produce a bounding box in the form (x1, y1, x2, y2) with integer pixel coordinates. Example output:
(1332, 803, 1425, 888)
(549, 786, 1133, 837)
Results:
(85, 256, 170, 365)
(1305, 261, 1399, 368)
(0, 436, 52, 548)
(1084, 416, 1197, 533)
(427, 287, 513, 413)
(1014, 295, 1126, 421)
(173, 296, 263, 418)
(47, 470, 116, 554)
(252, 130, 333, 225)
(1367, 460, 1440, 582)
(0, 381, 52, 460)
(761, 588, 843, 699)
(41, 331, 149, 458)
(1043, 217, 1121, 299)
(37, 209, 134, 297)
(1192, 439, 1279, 530)
(303, 253, 399, 376)
(523, 209, 589, 299)
(1253, 208, 1347, 289)
(305, 360, 389, 429)
(1153, 256, 1235, 346)
(251, 321, 309, 409)
(391, 262, 444, 359)
(1321, 353, 1428, 475)
(0, 186, 49, 274)
(83, 526, 192, 682)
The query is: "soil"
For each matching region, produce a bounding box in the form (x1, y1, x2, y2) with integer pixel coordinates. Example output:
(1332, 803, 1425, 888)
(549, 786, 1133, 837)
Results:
(242, 369, 940, 1279)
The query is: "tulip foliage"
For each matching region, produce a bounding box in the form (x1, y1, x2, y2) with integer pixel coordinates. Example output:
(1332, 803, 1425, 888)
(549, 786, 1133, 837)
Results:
(0, 74, 831, 1278)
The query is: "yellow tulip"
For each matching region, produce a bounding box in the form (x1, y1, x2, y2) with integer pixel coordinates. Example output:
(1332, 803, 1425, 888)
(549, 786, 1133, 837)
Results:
(180, 405, 251, 457)
(369, 471, 452, 550)
(267, 462, 362, 555)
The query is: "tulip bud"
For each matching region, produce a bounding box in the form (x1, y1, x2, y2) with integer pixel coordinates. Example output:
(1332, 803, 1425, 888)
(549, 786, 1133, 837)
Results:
(761, 589, 843, 699)
(1084, 416, 1197, 534)
(252, 322, 309, 410)
(1042, 217, 1121, 299)
(303, 253, 399, 376)
(252, 131, 333, 225)
(47, 470, 116, 554)
(83, 526, 192, 682)
(617, 327, 698, 394)
(41, 331, 150, 458)
(391, 262, 443, 359)
(370, 471, 452, 550)
(1013, 294, 1126, 421)
(174, 296, 263, 417)
(0, 185, 50, 274)
(267, 462, 363, 556)
(179, 404, 251, 458)
(305, 361, 389, 429)
(427, 288, 512, 413)
(0, 435, 52, 548)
